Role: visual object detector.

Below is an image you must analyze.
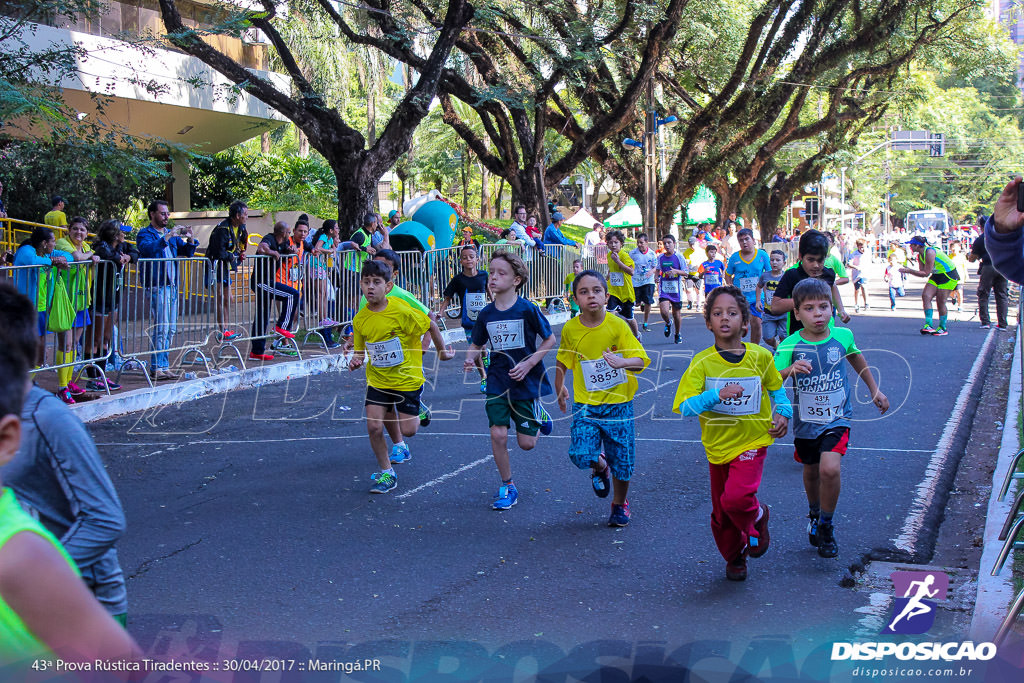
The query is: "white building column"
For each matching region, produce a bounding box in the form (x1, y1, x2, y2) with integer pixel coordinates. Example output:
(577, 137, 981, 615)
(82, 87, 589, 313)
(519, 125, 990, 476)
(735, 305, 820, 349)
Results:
(170, 152, 191, 212)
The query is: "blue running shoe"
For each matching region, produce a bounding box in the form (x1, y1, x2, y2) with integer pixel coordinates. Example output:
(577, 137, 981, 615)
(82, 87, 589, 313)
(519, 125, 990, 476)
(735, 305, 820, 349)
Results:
(591, 462, 610, 498)
(389, 443, 411, 464)
(535, 399, 553, 436)
(369, 470, 397, 494)
(480, 378, 487, 394)
(492, 483, 518, 510)
(608, 500, 630, 527)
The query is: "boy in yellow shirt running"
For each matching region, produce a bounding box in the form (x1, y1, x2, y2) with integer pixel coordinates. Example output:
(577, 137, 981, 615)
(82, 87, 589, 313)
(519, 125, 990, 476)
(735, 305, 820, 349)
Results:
(673, 285, 792, 581)
(555, 270, 649, 526)
(605, 230, 640, 338)
(349, 260, 453, 494)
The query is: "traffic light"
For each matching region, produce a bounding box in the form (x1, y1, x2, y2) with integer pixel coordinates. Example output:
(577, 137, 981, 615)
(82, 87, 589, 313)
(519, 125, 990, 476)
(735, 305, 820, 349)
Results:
(804, 196, 819, 225)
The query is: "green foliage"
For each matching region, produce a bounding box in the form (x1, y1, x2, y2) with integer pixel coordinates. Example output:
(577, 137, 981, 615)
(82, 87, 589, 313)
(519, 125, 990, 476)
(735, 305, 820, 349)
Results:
(190, 148, 340, 218)
(0, 139, 167, 224)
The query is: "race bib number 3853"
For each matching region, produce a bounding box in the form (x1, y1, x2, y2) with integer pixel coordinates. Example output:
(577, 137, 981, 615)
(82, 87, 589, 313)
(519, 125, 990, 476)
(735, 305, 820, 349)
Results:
(580, 357, 626, 392)
(705, 376, 762, 416)
(486, 319, 525, 350)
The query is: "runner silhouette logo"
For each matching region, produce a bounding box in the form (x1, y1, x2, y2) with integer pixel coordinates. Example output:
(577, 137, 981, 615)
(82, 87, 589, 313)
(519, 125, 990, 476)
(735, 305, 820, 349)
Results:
(882, 570, 949, 635)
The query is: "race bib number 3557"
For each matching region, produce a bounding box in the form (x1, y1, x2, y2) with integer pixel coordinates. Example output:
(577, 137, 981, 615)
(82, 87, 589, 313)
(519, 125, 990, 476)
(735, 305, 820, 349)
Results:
(705, 376, 762, 416)
(486, 319, 525, 350)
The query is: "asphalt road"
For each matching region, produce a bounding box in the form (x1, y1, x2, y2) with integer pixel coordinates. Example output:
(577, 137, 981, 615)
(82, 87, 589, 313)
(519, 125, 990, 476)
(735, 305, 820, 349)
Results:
(87, 279, 1020, 681)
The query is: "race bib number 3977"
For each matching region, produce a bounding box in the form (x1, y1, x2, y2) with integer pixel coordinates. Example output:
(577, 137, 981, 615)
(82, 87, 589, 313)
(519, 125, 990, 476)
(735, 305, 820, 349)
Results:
(486, 319, 525, 351)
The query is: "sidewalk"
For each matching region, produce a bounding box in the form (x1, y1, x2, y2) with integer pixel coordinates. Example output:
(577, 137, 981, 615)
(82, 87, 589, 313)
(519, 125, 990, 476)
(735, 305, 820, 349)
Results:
(970, 328, 1022, 641)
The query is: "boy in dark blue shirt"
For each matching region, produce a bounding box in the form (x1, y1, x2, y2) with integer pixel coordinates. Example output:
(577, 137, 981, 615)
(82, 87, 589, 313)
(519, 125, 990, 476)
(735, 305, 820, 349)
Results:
(466, 250, 555, 510)
(440, 245, 490, 392)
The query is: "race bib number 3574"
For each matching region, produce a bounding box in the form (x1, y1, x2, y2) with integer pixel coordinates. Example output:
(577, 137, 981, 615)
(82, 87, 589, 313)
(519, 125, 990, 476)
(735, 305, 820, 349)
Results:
(367, 337, 404, 368)
(486, 319, 525, 350)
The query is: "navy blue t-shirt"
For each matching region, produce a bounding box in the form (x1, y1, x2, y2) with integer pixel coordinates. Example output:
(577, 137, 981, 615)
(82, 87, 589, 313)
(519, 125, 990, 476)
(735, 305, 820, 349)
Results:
(443, 271, 489, 330)
(471, 296, 553, 400)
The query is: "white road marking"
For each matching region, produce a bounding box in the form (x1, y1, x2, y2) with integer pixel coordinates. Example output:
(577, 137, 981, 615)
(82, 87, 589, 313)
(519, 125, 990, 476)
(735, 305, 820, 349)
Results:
(892, 327, 998, 553)
(135, 432, 935, 454)
(394, 456, 493, 499)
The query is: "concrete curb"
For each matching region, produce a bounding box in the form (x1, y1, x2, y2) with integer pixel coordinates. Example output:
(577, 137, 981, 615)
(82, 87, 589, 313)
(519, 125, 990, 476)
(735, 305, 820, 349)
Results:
(72, 351, 352, 424)
(71, 311, 574, 424)
(969, 331, 1021, 640)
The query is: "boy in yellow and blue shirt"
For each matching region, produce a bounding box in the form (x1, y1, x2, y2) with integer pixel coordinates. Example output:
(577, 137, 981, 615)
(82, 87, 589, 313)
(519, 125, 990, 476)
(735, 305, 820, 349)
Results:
(673, 285, 791, 581)
(555, 270, 649, 527)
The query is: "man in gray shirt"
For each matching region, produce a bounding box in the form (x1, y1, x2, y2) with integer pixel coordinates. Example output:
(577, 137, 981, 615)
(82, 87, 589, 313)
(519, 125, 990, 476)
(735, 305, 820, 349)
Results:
(0, 283, 127, 623)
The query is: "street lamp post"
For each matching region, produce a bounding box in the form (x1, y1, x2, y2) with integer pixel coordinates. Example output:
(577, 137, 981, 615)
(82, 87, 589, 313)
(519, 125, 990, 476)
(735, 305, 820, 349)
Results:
(643, 81, 658, 241)
(623, 82, 676, 242)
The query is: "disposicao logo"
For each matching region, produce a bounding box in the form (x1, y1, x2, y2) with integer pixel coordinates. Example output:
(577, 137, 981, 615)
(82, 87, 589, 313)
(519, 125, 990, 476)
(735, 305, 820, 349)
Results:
(831, 570, 997, 663)
(883, 570, 948, 635)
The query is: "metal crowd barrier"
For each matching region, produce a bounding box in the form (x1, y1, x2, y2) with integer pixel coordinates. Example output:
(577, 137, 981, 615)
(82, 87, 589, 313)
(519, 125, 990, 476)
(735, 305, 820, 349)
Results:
(993, 284, 1024, 644)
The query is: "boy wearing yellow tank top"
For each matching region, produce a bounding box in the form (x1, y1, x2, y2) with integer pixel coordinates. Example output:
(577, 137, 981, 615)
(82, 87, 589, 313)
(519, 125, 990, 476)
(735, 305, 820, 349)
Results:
(555, 270, 649, 527)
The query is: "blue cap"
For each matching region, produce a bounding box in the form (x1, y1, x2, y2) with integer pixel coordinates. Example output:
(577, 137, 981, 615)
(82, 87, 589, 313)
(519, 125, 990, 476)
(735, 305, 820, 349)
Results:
(552, 212, 564, 222)
(119, 223, 132, 233)
(905, 235, 927, 246)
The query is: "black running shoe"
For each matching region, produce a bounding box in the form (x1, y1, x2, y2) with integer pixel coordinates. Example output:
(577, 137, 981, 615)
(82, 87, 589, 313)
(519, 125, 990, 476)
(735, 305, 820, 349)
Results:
(817, 522, 838, 558)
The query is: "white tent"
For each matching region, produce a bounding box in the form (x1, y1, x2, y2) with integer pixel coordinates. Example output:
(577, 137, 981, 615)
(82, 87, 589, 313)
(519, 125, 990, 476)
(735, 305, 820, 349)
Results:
(564, 207, 601, 228)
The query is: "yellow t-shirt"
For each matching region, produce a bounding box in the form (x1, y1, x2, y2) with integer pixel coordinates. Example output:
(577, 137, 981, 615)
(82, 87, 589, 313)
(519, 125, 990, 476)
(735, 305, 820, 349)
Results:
(43, 210, 68, 227)
(607, 250, 635, 301)
(556, 314, 649, 405)
(352, 297, 431, 391)
(672, 343, 783, 464)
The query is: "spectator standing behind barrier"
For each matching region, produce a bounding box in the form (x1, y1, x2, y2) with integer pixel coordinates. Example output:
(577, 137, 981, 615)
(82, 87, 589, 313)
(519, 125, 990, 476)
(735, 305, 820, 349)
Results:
(543, 212, 579, 249)
(969, 231, 1008, 329)
(249, 222, 300, 362)
(43, 196, 68, 228)
(206, 200, 248, 342)
(54, 216, 100, 398)
(88, 220, 136, 390)
(582, 222, 602, 259)
(983, 176, 1024, 284)
(12, 226, 71, 370)
(136, 199, 198, 380)
(0, 283, 131, 627)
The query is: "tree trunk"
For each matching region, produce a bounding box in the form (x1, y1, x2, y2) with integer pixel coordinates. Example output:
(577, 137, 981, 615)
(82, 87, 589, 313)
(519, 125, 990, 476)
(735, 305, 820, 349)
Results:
(261, 131, 271, 154)
(709, 176, 740, 226)
(298, 129, 309, 158)
(480, 162, 490, 219)
(494, 177, 505, 218)
(459, 150, 468, 209)
(754, 181, 788, 243)
(333, 161, 379, 238)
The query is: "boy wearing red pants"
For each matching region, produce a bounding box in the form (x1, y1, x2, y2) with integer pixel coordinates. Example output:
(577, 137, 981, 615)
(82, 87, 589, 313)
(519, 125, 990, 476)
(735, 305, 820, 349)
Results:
(673, 285, 791, 581)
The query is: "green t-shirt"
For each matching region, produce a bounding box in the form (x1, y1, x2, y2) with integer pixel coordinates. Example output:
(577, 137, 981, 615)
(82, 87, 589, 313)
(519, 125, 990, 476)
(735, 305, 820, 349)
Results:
(358, 283, 428, 314)
(0, 488, 80, 664)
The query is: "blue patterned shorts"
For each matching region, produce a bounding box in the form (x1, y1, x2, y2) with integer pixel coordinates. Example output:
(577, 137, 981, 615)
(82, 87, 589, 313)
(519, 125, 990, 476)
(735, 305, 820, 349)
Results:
(568, 401, 636, 481)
